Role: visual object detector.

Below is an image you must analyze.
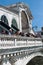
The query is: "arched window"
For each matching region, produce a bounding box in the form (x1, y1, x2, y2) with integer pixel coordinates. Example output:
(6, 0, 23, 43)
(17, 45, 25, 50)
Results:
(11, 18, 18, 33)
(1, 15, 9, 25)
(0, 15, 9, 33)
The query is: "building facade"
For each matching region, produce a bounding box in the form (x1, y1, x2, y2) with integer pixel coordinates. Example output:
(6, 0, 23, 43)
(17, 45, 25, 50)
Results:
(0, 2, 34, 34)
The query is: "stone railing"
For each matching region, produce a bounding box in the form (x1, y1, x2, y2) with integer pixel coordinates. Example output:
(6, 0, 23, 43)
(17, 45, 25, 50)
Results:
(0, 35, 43, 49)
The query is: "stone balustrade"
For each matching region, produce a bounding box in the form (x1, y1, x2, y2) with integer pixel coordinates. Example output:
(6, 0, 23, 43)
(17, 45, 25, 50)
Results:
(0, 35, 43, 49)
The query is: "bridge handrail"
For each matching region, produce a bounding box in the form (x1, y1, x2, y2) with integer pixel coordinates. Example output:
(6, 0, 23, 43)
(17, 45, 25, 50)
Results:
(0, 35, 43, 49)
(0, 34, 42, 41)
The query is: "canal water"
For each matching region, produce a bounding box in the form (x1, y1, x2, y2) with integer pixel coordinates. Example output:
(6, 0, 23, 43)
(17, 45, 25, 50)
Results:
(27, 56, 43, 65)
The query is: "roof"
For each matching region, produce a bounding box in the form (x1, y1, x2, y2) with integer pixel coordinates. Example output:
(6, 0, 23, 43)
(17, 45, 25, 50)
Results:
(0, 2, 33, 19)
(0, 5, 19, 15)
(7, 2, 33, 19)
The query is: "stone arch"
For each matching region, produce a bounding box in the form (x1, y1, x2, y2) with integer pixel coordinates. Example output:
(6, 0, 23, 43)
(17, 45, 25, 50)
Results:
(14, 52, 43, 65)
(27, 56, 43, 65)
(21, 11, 29, 33)
(1, 15, 9, 25)
(26, 52, 43, 65)
(0, 15, 9, 33)
(11, 18, 18, 33)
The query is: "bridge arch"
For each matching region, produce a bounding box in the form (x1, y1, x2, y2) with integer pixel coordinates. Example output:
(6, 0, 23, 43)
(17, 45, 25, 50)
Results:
(26, 52, 43, 65)
(15, 52, 43, 65)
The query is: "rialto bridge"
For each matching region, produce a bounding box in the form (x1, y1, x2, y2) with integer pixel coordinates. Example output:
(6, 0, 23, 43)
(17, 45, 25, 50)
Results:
(0, 2, 43, 65)
(0, 35, 43, 65)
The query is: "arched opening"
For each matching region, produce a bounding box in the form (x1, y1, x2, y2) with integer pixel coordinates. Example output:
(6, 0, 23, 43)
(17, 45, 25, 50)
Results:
(21, 11, 29, 33)
(0, 15, 9, 34)
(27, 56, 43, 65)
(1, 15, 9, 25)
(11, 18, 18, 33)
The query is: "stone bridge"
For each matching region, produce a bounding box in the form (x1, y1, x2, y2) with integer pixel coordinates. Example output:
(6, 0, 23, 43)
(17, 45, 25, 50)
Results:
(0, 35, 43, 65)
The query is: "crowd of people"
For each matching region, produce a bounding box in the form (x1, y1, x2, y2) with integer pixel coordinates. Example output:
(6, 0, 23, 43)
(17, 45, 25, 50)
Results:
(0, 28, 39, 38)
(0, 23, 43, 38)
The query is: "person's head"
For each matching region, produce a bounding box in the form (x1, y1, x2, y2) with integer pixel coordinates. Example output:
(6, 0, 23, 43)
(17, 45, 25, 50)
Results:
(9, 29, 12, 32)
(2, 30, 6, 34)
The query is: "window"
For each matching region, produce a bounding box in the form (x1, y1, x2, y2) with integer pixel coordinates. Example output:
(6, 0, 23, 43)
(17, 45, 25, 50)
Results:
(0, 15, 9, 33)
(1, 15, 8, 25)
(11, 18, 18, 33)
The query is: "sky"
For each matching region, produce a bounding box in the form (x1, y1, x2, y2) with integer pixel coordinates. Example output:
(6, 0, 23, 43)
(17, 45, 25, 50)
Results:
(0, 0, 43, 31)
